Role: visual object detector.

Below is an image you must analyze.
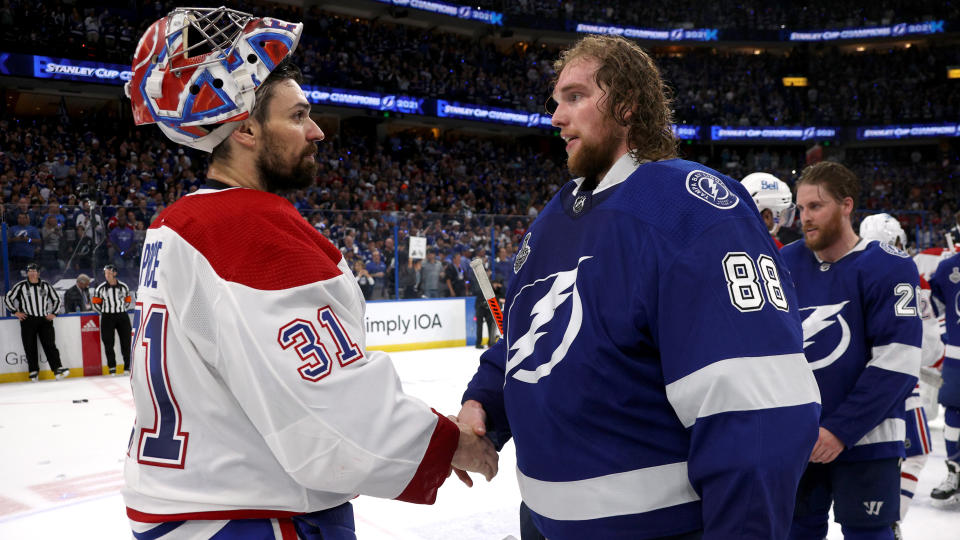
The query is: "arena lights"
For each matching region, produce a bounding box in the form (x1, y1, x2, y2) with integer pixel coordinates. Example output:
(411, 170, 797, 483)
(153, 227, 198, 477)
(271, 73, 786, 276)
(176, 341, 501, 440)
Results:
(788, 20, 944, 41)
(856, 123, 960, 140)
(575, 23, 719, 42)
(948, 67, 960, 80)
(710, 126, 839, 142)
(782, 77, 808, 87)
(372, 0, 503, 25)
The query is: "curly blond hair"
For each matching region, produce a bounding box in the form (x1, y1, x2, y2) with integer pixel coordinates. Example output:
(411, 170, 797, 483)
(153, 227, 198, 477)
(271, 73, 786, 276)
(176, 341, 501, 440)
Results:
(553, 35, 677, 162)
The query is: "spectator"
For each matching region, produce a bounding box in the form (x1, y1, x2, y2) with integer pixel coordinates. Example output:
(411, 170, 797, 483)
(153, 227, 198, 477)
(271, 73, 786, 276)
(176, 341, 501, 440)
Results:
(63, 273, 93, 312)
(8, 212, 41, 271)
(422, 249, 444, 298)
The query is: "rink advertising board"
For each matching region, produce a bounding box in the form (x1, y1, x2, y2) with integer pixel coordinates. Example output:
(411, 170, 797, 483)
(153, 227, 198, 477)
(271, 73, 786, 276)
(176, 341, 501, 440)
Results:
(363, 298, 468, 351)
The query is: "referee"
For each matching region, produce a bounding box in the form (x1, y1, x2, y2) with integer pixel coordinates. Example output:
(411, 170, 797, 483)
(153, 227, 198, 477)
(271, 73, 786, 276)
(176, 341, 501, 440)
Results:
(92, 264, 134, 375)
(4, 263, 69, 382)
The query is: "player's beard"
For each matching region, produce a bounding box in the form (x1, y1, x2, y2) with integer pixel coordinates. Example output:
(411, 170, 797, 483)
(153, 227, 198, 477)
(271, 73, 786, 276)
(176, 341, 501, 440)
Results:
(567, 128, 622, 190)
(804, 207, 845, 251)
(257, 131, 318, 194)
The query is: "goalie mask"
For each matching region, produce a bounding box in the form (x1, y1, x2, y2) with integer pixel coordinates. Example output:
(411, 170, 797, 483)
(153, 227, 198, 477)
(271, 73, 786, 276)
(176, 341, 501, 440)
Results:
(126, 7, 303, 152)
(859, 213, 907, 248)
(741, 172, 796, 235)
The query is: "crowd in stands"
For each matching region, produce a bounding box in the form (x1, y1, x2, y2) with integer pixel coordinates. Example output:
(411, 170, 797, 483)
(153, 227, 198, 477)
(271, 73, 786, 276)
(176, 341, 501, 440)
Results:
(2, 2, 958, 122)
(4, 104, 960, 301)
(2, 1, 960, 300)
(475, 0, 957, 30)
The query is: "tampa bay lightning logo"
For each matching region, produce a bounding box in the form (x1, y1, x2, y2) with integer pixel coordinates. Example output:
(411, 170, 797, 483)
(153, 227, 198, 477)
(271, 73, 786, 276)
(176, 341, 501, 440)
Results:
(506, 257, 592, 383)
(800, 301, 851, 370)
(458, 6, 472, 17)
(879, 242, 909, 258)
(685, 170, 739, 209)
(670, 29, 684, 40)
(893, 23, 907, 36)
(803, 127, 816, 140)
(380, 95, 395, 110)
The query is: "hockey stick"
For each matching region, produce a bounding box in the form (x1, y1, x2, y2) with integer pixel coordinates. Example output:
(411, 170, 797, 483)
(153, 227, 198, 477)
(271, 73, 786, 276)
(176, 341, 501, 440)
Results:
(469, 257, 503, 337)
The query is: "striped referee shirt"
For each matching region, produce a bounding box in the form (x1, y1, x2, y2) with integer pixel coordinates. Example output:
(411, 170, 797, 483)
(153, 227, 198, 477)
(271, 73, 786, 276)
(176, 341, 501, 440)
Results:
(92, 281, 133, 314)
(4, 279, 62, 317)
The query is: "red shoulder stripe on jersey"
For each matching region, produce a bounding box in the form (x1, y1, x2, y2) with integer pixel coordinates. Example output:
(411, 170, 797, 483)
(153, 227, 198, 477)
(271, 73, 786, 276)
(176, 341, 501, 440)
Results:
(919, 274, 930, 289)
(151, 189, 344, 290)
(127, 507, 302, 523)
(395, 409, 459, 505)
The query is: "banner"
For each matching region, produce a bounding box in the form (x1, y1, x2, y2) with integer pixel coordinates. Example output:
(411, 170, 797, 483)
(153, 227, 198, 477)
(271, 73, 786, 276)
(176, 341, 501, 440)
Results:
(364, 298, 466, 351)
(575, 23, 719, 42)
(409, 236, 427, 260)
(710, 125, 839, 142)
(373, 0, 503, 26)
(0, 52, 132, 85)
(788, 20, 945, 41)
(856, 123, 960, 140)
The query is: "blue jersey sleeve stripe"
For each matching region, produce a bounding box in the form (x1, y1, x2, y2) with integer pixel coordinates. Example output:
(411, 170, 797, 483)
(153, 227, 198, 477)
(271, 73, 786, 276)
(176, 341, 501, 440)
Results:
(517, 461, 700, 521)
(854, 418, 906, 447)
(665, 353, 821, 428)
(867, 343, 921, 377)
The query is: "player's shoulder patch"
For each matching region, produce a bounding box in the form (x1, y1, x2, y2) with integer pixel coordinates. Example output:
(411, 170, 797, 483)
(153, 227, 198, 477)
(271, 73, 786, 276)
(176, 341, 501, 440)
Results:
(684, 169, 739, 210)
(878, 241, 910, 258)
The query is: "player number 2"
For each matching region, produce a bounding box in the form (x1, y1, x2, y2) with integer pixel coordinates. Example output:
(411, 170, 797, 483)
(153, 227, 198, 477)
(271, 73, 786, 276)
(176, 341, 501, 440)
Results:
(722, 252, 789, 312)
(893, 283, 918, 317)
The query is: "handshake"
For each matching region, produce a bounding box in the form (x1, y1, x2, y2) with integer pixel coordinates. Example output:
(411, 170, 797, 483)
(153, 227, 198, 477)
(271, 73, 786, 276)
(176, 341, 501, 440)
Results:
(448, 400, 498, 487)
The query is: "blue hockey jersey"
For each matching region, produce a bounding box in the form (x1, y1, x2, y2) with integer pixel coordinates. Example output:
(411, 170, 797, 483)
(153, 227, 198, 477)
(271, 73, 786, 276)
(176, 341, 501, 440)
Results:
(464, 155, 821, 540)
(780, 239, 921, 461)
(928, 252, 960, 408)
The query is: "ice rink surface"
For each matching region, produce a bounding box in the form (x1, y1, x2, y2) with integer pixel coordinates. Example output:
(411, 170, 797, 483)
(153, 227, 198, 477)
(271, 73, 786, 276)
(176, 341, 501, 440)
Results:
(0, 346, 957, 539)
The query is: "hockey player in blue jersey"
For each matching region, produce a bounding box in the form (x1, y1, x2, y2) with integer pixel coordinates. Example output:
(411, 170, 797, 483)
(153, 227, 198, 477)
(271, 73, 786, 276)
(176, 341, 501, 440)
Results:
(781, 163, 922, 540)
(456, 34, 822, 540)
(859, 213, 940, 538)
(927, 250, 960, 508)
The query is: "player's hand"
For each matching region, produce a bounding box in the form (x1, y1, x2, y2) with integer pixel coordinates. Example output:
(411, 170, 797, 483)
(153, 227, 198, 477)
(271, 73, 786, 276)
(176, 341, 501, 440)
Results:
(810, 427, 844, 463)
(45, 313, 56, 321)
(449, 401, 489, 486)
(14, 311, 27, 321)
(450, 418, 498, 486)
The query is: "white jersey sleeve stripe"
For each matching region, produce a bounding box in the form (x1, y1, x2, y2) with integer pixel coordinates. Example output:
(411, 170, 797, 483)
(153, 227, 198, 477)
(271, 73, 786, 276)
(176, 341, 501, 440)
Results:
(665, 353, 821, 429)
(854, 418, 905, 447)
(867, 343, 921, 377)
(516, 461, 700, 521)
(945, 344, 960, 360)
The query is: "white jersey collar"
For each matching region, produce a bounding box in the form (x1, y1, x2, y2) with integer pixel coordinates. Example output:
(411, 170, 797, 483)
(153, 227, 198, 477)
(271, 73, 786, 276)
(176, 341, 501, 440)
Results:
(572, 152, 646, 195)
(813, 237, 869, 264)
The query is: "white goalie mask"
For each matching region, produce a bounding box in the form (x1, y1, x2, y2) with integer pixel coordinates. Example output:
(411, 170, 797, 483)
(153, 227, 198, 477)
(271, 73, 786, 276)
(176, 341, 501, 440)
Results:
(859, 213, 907, 248)
(741, 172, 796, 234)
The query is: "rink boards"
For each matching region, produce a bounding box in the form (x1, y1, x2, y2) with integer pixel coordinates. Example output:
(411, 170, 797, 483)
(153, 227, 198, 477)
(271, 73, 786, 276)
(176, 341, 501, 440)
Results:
(0, 297, 484, 382)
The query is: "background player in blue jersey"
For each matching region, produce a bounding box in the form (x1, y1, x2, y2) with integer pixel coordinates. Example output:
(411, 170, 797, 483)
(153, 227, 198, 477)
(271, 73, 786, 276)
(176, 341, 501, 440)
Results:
(782, 163, 922, 540)
(927, 251, 960, 508)
(859, 213, 940, 538)
(457, 34, 821, 540)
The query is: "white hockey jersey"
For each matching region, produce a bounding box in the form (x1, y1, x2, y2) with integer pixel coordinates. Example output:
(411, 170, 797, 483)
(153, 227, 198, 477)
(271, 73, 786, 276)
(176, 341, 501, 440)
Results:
(123, 186, 458, 523)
